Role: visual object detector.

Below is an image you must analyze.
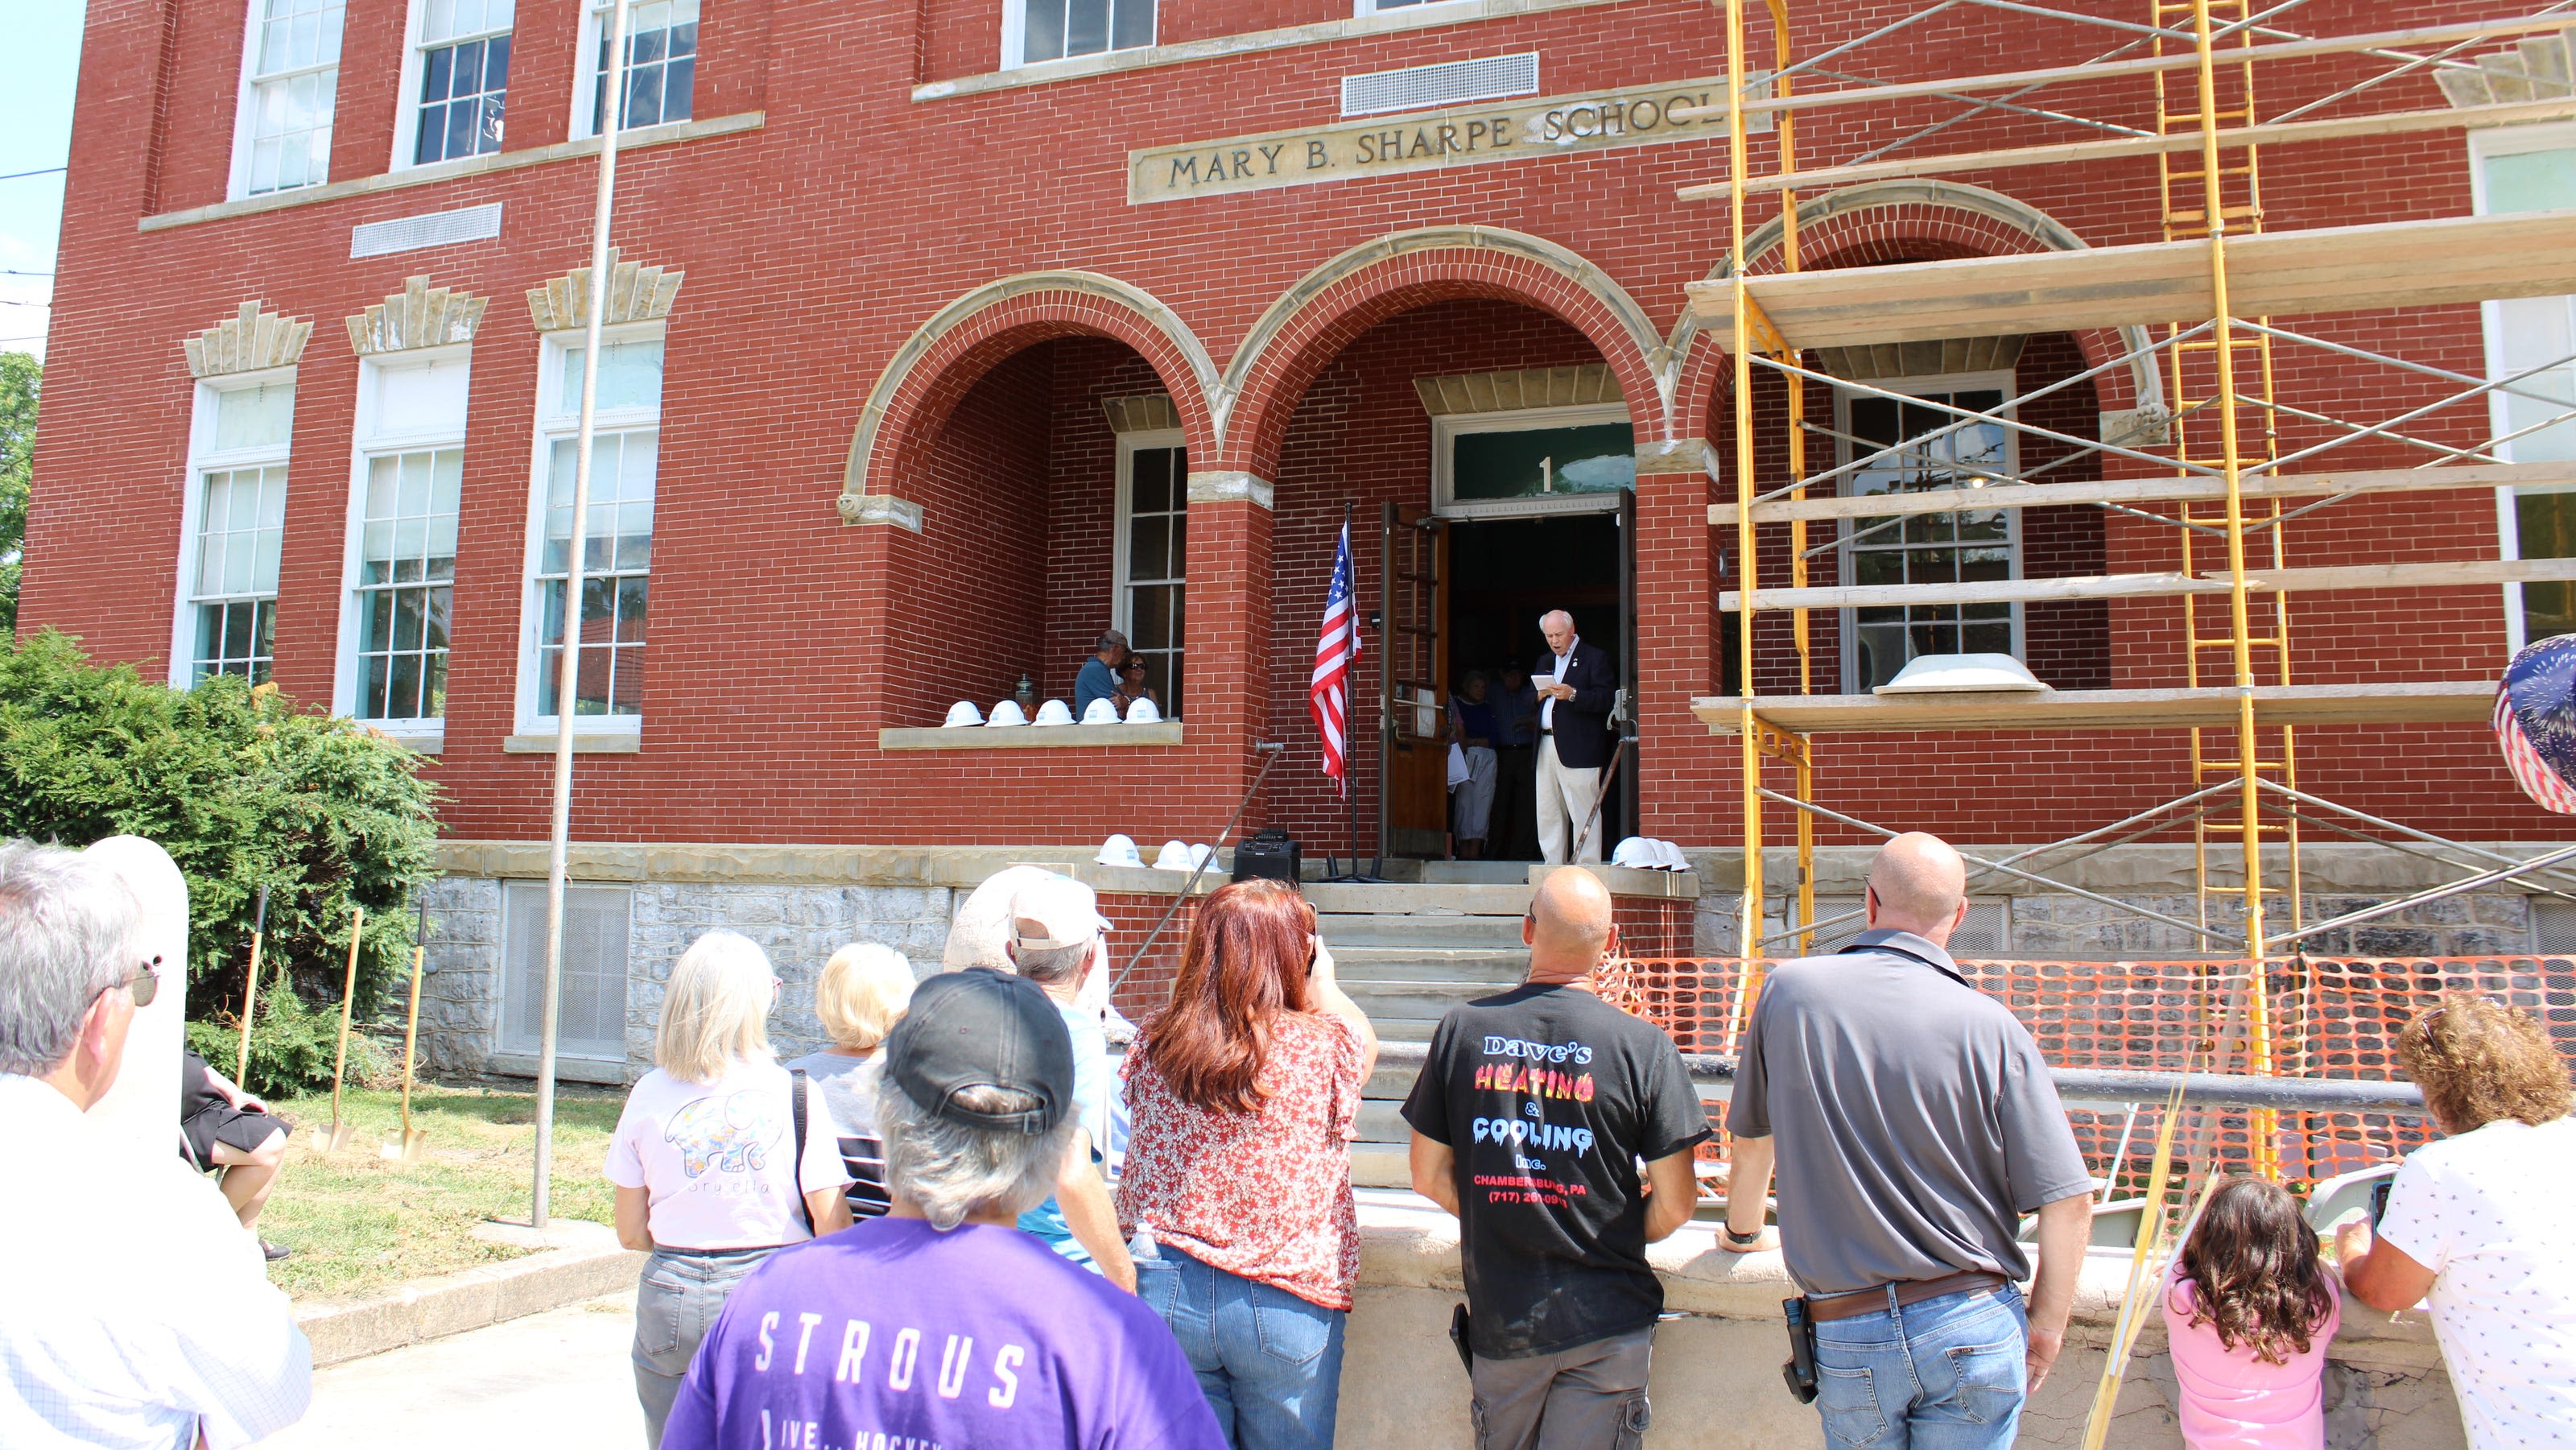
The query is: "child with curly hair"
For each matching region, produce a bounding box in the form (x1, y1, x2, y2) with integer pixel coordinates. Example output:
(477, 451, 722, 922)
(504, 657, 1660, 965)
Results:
(2161, 1175, 2344, 1449)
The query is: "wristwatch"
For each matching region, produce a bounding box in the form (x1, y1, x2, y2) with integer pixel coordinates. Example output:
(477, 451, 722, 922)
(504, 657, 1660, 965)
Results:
(1724, 1225, 1766, 1246)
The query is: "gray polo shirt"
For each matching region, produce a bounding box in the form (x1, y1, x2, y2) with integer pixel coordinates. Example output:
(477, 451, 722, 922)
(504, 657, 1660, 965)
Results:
(1727, 929, 2092, 1295)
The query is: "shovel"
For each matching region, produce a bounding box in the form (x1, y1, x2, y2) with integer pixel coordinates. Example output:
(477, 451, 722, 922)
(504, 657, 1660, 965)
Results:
(232, 885, 271, 1088)
(382, 899, 431, 1163)
(321, 905, 364, 1153)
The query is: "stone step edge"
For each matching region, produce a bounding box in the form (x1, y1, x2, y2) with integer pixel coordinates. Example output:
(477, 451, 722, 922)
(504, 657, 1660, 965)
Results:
(291, 1221, 644, 1369)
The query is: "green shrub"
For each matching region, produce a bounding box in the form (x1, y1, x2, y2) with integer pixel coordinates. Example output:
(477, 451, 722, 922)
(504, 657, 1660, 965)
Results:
(185, 984, 394, 1098)
(0, 630, 442, 1025)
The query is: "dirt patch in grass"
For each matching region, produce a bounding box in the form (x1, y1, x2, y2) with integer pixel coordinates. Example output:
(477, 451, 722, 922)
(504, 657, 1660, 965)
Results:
(254, 1080, 625, 1301)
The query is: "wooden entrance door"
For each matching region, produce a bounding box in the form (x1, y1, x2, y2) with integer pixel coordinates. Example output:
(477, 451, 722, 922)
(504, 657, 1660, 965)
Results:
(1380, 503, 1449, 859)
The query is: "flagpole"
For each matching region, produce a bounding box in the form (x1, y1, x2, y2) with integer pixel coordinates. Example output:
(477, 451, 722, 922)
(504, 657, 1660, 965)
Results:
(1344, 500, 1360, 879)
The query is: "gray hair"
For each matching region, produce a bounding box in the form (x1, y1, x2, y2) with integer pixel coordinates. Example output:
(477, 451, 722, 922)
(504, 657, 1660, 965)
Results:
(1010, 940, 1090, 986)
(0, 840, 145, 1077)
(1540, 609, 1574, 631)
(874, 1071, 1075, 1230)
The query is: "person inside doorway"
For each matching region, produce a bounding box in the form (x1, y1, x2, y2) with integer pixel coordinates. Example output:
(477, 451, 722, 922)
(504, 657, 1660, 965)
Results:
(1531, 611, 1619, 865)
(1449, 671, 1501, 861)
(1492, 663, 1541, 861)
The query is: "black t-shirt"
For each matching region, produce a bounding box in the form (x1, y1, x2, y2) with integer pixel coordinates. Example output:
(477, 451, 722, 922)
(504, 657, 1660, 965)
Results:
(1401, 983, 1711, 1359)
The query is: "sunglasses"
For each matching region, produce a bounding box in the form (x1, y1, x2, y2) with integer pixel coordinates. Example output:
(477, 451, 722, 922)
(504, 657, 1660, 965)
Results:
(98, 957, 161, 1010)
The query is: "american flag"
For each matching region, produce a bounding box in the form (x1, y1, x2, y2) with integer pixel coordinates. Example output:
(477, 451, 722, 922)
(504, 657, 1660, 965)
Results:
(1310, 521, 1361, 794)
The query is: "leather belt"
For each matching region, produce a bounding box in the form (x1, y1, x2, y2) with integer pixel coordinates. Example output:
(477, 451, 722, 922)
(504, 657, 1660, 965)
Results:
(1804, 1270, 2010, 1324)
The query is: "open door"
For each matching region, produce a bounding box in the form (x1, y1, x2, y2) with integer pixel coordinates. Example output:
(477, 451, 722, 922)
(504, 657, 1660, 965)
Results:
(1380, 502, 1450, 860)
(1616, 482, 1638, 846)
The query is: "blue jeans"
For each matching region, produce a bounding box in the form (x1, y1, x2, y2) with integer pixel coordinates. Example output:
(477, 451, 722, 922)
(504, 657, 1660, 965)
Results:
(1136, 1244, 1347, 1450)
(1811, 1284, 2029, 1450)
(633, 1246, 777, 1448)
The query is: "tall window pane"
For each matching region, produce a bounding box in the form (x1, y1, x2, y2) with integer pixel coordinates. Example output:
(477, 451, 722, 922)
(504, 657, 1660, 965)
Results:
(356, 448, 461, 720)
(242, 0, 345, 195)
(1839, 388, 2018, 689)
(190, 465, 291, 684)
(1119, 443, 1185, 716)
(536, 430, 655, 717)
(592, 0, 696, 133)
(414, 0, 514, 165)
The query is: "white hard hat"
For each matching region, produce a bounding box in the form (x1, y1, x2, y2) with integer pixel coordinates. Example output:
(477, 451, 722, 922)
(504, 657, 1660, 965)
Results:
(1190, 843, 1214, 869)
(987, 699, 1029, 727)
(1095, 833, 1144, 869)
(1612, 837, 1657, 870)
(1152, 840, 1195, 871)
(942, 700, 984, 728)
(1032, 699, 1074, 726)
(1656, 840, 1691, 871)
(1125, 696, 1162, 724)
(1081, 696, 1121, 725)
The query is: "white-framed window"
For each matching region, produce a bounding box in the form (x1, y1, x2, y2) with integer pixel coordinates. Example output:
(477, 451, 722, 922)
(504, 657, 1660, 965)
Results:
(572, 0, 696, 139)
(1833, 374, 2022, 690)
(394, 0, 514, 169)
(2475, 122, 2576, 651)
(1355, 0, 1468, 14)
(1114, 431, 1185, 717)
(1430, 404, 1633, 518)
(1002, 0, 1153, 68)
(171, 375, 298, 688)
(499, 879, 631, 1063)
(229, 0, 346, 197)
(516, 327, 662, 733)
(336, 351, 470, 742)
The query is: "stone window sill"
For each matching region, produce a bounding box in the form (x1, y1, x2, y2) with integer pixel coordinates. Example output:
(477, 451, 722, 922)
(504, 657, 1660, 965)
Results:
(502, 730, 642, 754)
(485, 1051, 630, 1084)
(365, 723, 446, 754)
(138, 113, 766, 233)
(912, 0, 1632, 102)
(878, 723, 1185, 750)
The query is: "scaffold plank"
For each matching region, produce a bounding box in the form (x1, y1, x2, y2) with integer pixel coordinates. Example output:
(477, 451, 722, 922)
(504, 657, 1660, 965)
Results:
(1686, 212, 2576, 351)
(1719, 557, 2576, 613)
(1690, 681, 2496, 735)
(1707, 462, 2570, 527)
(1677, 98, 2576, 201)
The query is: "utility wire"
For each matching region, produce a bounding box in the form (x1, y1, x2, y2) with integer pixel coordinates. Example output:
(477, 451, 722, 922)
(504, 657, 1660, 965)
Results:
(0, 167, 68, 182)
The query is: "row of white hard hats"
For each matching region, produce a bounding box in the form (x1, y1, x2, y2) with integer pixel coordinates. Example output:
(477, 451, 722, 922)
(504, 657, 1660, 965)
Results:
(943, 696, 1162, 728)
(1610, 837, 1694, 871)
(1094, 834, 1216, 872)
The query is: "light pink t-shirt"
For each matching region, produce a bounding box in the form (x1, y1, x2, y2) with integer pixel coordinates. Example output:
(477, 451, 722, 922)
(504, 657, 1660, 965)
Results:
(2161, 1274, 2342, 1450)
(604, 1060, 854, 1250)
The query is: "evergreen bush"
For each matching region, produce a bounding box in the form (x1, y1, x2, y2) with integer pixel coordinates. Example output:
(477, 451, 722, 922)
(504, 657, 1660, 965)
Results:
(0, 630, 442, 1055)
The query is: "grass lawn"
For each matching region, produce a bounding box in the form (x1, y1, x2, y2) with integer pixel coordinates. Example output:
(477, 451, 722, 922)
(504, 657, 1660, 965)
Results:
(254, 1080, 626, 1301)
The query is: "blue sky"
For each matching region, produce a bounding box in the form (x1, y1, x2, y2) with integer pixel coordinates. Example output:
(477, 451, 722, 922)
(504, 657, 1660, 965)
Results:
(1, 2, 85, 361)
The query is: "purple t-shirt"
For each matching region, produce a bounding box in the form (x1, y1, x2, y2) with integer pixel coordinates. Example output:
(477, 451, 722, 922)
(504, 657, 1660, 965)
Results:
(664, 1217, 1224, 1450)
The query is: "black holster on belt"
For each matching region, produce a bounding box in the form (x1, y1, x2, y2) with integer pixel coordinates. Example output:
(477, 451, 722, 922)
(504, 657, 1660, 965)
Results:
(1781, 1296, 1819, 1404)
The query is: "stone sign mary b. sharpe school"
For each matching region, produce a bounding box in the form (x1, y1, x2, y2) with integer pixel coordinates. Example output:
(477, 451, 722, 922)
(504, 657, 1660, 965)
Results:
(1130, 75, 1769, 204)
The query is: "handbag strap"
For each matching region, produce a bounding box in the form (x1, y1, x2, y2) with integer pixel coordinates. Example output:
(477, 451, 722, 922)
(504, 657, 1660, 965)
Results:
(790, 1068, 815, 1237)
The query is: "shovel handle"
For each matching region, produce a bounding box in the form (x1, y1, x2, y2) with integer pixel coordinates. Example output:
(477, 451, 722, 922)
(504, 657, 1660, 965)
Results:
(233, 886, 271, 1087)
(400, 902, 427, 1135)
(330, 906, 364, 1138)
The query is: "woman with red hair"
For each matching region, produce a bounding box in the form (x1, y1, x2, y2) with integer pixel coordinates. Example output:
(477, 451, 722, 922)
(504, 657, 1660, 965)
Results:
(1117, 879, 1379, 1450)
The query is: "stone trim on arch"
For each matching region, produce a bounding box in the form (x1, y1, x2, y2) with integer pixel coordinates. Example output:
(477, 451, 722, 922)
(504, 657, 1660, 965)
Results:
(1215, 226, 1674, 477)
(1668, 180, 2166, 433)
(837, 271, 1222, 526)
(184, 301, 312, 378)
(346, 276, 488, 355)
(524, 248, 684, 333)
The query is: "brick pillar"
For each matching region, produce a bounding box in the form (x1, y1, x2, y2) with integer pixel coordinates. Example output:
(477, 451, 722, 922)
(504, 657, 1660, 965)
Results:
(1183, 472, 1276, 827)
(1633, 441, 1727, 847)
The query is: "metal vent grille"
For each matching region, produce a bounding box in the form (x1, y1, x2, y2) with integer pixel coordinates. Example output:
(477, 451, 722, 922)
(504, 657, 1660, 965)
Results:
(1341, 52, 1538, 118)
(2535, 899, 2576, 955)
(350, 202, 504, 260)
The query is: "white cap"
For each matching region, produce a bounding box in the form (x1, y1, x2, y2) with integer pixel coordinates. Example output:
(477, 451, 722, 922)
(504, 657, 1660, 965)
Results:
(1010, 874, 1112, 952)
(1152, 840, 1195, 871)
(1612, 837, 1657, 870)
(942, 700, 985, 728)
(943, 865, 1060, 973)
(1095, 833, 1142, 868)
(1032, 699, 1074, 726)
(1125, 697, 1162, 724)
(987, 699, 1029, 727)
(1081, 696, 1121, 725)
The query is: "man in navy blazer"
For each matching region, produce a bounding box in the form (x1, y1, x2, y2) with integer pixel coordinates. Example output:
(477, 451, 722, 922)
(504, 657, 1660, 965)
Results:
(1531, 609, 1620, 863)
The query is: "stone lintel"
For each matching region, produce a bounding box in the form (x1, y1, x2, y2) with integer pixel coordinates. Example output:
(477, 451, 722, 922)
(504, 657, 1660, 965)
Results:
(1185, 470, 1274, 510)
(1635, 438, 1712, 475)
(836, 493, 926, 531)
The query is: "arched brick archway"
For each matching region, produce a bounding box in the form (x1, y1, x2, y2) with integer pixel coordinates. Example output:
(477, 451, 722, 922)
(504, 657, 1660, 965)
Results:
(838, 271, 1222, 520)
(1213, 228, 1676, 480)
(1669, 180, 2163, 430)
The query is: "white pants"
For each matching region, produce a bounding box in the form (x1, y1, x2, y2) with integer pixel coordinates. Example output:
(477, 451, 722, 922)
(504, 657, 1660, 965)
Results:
(1536, 736, 1604, 864)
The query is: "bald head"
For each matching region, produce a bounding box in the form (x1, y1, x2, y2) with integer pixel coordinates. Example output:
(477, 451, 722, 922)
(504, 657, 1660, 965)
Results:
(1866, 832, 1969, 943)
(1525, 868, 1616, 983)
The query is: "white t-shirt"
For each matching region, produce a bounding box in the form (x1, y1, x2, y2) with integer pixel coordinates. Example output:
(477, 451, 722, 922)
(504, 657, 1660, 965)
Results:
(2378, 1113, 2576, 1450)
(605, 1060, 854, 1250)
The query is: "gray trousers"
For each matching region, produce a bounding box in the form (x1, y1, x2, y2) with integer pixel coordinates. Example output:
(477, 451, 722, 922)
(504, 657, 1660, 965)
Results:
(1469, 1325, 1654, 1450)
(634, 1246, 776, 1448)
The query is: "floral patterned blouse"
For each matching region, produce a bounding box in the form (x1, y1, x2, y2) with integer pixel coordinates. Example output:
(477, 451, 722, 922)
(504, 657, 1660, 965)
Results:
(1116, 1010, 1366, 1310)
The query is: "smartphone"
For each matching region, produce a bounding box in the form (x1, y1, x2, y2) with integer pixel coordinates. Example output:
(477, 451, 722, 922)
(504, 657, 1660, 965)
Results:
(2368, 1177, 2393, 1228)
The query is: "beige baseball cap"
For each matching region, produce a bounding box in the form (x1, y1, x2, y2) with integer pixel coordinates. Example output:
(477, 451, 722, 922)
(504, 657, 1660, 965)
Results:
(1010, 874, 1113, 952)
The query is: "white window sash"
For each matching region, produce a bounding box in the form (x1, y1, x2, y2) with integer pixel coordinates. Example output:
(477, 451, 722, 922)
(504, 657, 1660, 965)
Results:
(390, 0, 515, 171)
(171, 371, 299, 688)
(1001, 0, 1155, 70)
(1113, 430, 1187, 716)
(1831, 371, 2025, 692)
(228, 0, 346, 199)
(516, 326, 662, 735)
(335, 350, 471, 736)
(568, 0, 697, 140)
(2472, 122, 2576, 653)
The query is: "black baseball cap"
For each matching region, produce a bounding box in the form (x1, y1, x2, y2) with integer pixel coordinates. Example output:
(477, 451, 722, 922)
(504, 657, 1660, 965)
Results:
(885, 968, 1073, 1134)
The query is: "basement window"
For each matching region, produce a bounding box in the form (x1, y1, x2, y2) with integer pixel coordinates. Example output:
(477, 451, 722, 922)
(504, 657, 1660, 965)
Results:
(501, 880, 631, 1063)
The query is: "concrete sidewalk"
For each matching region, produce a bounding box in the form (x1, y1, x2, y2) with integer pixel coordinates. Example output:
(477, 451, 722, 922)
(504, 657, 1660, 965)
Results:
(255, 1290, 642, 1448)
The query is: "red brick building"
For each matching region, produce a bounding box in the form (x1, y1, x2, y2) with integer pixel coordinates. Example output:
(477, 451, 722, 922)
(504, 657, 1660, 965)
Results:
(23, 0, 2576, 1069)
